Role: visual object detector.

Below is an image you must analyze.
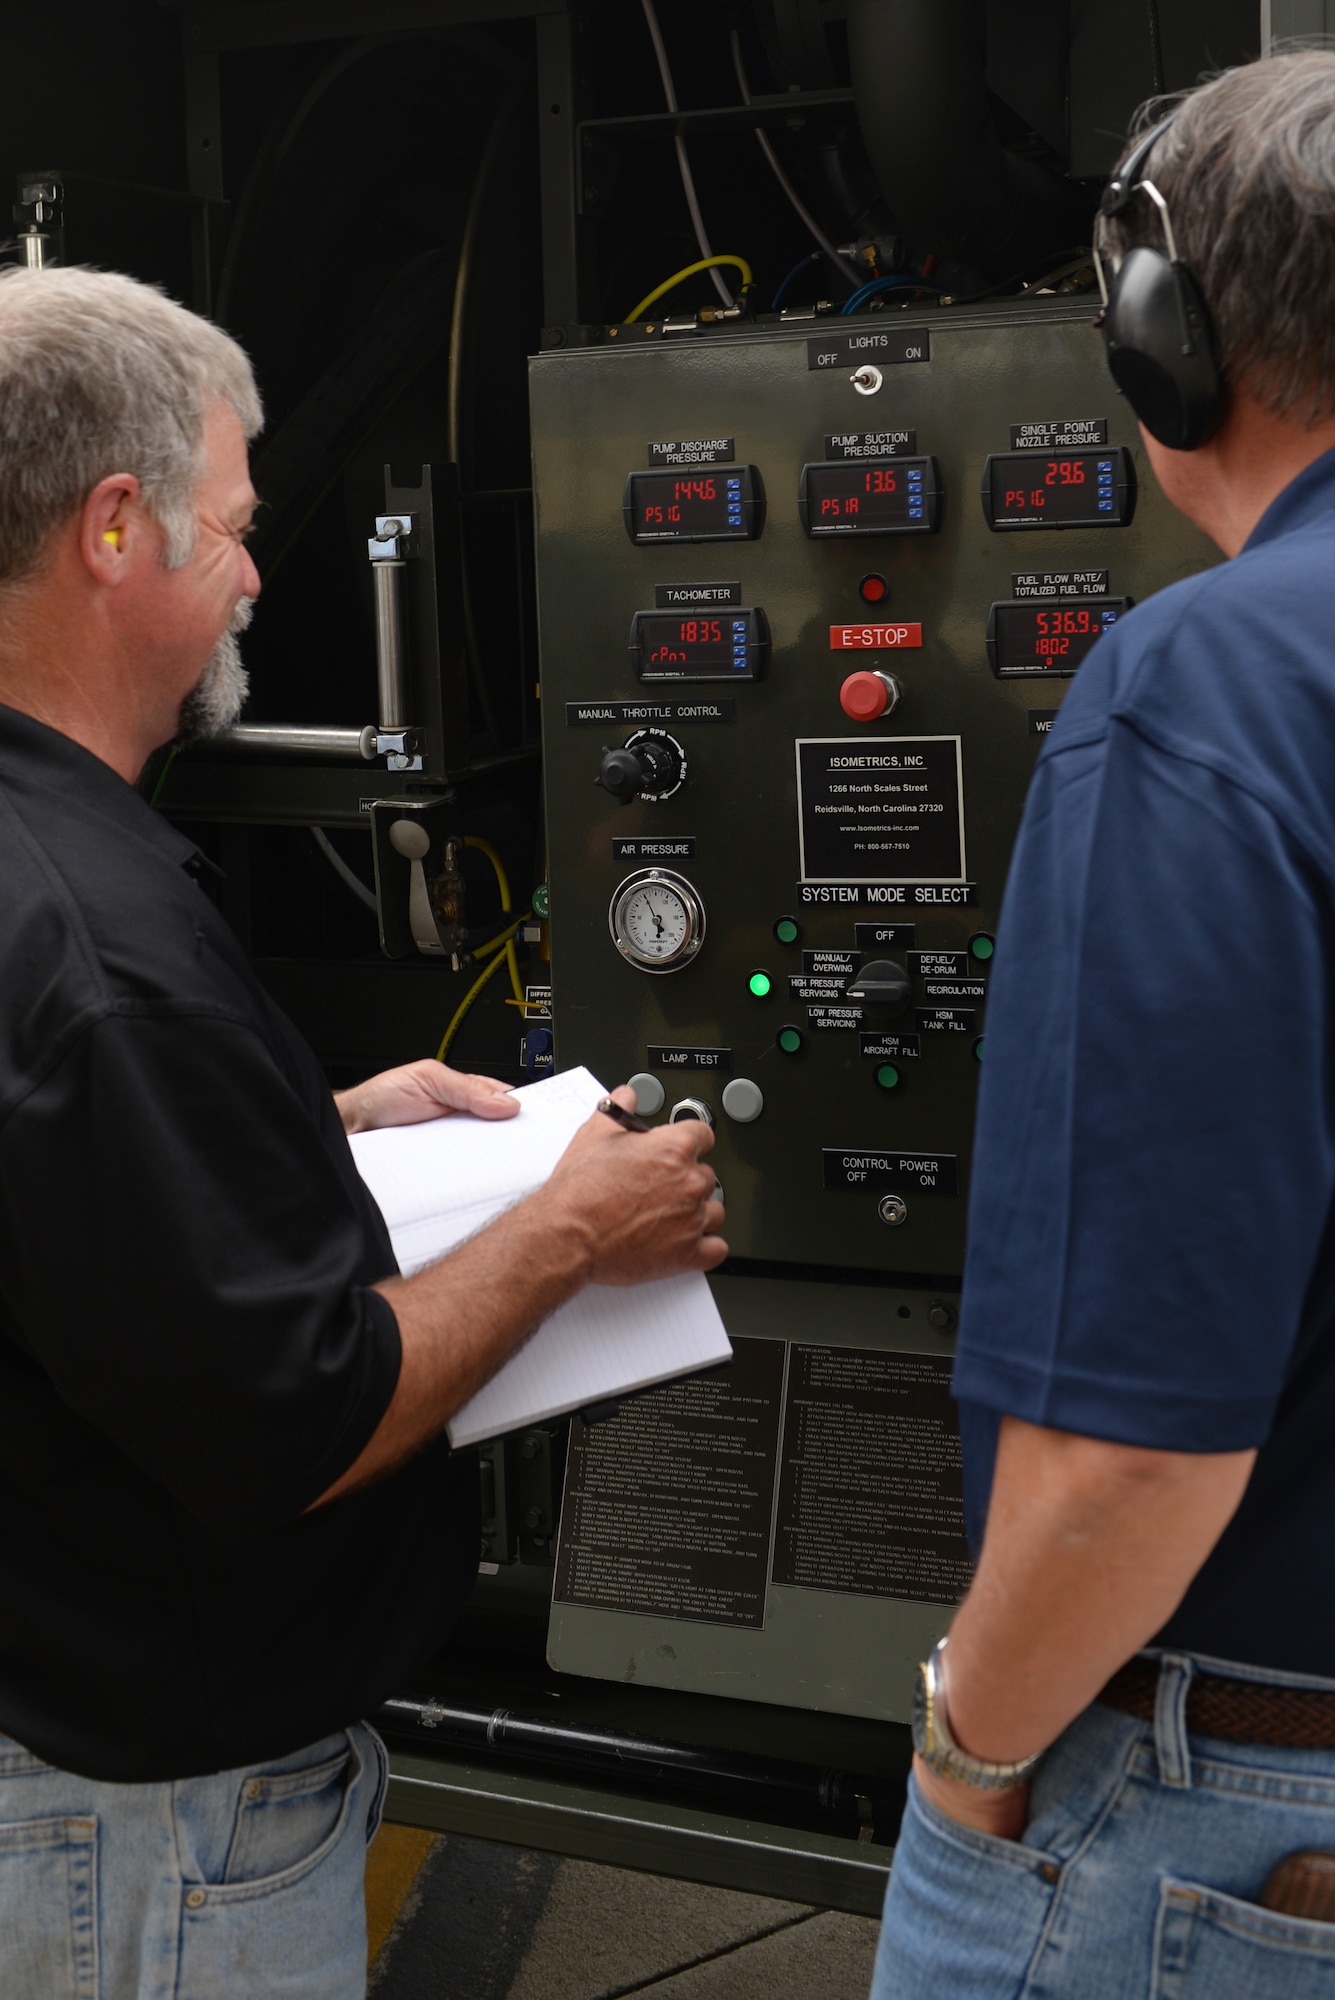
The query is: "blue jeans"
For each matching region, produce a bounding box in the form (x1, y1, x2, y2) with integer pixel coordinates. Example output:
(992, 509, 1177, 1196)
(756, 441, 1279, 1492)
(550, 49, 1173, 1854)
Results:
(0, 1719, 387, 1999)
(872, 1651, 1335, 1998)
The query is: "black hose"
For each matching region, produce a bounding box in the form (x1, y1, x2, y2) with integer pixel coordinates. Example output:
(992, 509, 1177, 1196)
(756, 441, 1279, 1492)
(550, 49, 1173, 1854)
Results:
(1146, 0, 1166, 97)
(845, 0, 1092, 285)
(447, 64, 535, 754)
(374, 1694, 904, 1841)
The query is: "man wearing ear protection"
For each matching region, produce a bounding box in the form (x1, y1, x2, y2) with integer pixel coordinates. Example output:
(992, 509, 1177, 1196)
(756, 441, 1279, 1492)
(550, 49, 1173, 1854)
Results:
(872, 50, 1335, 2000)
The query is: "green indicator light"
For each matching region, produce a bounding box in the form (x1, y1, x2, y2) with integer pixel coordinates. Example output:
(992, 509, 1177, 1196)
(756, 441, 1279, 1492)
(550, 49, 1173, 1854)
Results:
(972, 1037, 985, 1063)
(876, 1063, 901, 1091)
(748, 971, 773, 999)
(774, 917, 800, 946)
(969, 933, 994, 961)
(777, 1026, 803, 1054)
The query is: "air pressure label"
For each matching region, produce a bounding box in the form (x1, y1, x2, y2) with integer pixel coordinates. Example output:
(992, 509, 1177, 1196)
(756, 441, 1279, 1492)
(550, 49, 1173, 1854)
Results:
(796, 737, 966, 884)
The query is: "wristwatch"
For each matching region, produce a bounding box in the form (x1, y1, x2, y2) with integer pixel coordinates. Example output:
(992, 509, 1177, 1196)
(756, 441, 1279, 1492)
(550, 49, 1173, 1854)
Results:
(912, 1637, 1044, 1791)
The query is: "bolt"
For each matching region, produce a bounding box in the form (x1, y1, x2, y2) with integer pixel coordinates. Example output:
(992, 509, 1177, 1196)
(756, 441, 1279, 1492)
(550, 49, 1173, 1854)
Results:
(928, 1301, 958, 1332)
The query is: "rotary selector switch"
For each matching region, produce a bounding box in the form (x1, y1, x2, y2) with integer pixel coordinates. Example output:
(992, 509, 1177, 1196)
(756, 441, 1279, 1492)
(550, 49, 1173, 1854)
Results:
(839, 670, 903, 722)
(846, 958, 912, 1023)
(596, 728, 687, 804)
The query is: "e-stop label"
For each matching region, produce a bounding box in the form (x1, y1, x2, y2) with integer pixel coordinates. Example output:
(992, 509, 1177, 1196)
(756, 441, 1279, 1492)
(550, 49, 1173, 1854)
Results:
(830, 623, 922, 650)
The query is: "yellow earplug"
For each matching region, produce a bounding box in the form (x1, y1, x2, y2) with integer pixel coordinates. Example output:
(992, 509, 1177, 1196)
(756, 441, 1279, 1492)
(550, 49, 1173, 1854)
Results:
(102, 528, 122, 548)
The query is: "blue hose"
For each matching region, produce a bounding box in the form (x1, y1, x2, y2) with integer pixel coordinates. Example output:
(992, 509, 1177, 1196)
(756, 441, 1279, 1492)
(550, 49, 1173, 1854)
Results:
(840, 275, 945, 315)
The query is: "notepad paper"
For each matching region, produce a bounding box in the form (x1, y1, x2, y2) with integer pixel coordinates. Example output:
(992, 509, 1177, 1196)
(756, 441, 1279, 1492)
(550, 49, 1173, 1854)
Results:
(348, 1066, 732, 1446)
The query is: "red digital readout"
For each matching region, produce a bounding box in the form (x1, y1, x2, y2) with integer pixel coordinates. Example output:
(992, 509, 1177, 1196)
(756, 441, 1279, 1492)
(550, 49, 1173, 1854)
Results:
(647, 617, 725, 664)
(1029, 606, 1102, 658)
(1001, 461, 1088, 511)
(817, 468, 900, 519)
(640, 477, 720, 529)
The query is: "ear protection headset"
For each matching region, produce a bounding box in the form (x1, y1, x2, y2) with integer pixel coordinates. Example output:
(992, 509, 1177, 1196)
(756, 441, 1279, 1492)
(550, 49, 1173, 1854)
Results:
(1095, 114, 1225, 450)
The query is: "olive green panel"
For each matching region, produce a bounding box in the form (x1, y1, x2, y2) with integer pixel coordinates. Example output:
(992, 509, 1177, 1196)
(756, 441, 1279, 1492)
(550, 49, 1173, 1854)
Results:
(547, 1273, 958, 1722)
(530, 305, 1217, 1277)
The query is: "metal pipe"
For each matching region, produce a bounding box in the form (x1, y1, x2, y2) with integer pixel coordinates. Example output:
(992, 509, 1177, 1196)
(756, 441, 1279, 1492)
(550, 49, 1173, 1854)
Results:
(845, 0, 1091, 284)
(372, 562, 408, 731)
(374, 1695, 900, 1840)
(203, 723, 378, 761)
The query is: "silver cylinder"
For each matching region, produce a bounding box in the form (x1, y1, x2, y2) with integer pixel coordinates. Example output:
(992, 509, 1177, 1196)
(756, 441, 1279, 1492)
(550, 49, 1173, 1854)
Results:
(372, 561, 408, 730)
(204, 723, 378, 762)
(21, 232, 49, 269)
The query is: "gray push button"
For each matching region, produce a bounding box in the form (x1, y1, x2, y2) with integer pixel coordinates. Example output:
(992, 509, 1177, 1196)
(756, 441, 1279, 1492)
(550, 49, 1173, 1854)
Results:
(628, 1072, 666, 1116)
(721, 1078, 764, 1123)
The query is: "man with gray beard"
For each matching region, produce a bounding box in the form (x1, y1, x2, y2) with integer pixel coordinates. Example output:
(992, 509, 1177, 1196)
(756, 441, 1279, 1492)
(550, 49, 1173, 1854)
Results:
(0, 269, 724, 1998)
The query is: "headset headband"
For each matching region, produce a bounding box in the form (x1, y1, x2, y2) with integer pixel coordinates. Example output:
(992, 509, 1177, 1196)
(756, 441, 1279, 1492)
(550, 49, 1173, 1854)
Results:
(1100, 111, 1180, 221)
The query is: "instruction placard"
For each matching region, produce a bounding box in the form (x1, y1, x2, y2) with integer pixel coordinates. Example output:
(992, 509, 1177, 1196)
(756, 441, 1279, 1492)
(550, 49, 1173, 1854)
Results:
(772, 1347, 973, 1606)
(553, 1340, 785, 1629)
(796, 737, 965, 884)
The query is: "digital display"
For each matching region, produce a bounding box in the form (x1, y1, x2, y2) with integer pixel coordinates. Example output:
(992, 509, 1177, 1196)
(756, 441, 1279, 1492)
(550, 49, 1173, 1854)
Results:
(630, 608, 767, 682)
(986, 598, 1130, 677)
(799, 457, 940, 536)
(624, 466, 762, 543)
(983, 448, 1135, 529)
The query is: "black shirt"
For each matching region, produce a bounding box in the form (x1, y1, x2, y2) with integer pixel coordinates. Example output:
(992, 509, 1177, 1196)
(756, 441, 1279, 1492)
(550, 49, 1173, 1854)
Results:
(0, 708, 478, 1781)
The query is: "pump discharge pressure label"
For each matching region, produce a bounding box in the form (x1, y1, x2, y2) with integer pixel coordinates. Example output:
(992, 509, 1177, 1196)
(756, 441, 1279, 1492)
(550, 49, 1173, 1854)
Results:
(796, 737, 966, 883)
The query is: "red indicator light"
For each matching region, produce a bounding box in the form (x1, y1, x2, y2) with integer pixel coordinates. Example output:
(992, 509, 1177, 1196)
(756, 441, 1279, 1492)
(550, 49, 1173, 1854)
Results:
(858, 574, 888, 604)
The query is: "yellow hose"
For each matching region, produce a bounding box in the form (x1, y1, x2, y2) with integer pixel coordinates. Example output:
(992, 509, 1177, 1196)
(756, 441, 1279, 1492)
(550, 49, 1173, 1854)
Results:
(435, 947, 511, 1063)
(460, 836, 525, 1012)
(625, 256, 754, 324)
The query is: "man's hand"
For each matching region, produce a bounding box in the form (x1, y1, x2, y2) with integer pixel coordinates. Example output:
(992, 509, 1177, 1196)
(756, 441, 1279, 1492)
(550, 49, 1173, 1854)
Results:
(539, 1085, 727, 1285)
(335, 1059, 518, 1135)
(905, 1417, 1254, 1839)
(911, 1756, 1030, 1842)
(309, 1084, 726, 1509)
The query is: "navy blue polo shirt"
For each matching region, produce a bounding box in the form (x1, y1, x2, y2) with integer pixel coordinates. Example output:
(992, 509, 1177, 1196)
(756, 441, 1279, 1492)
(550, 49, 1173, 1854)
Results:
(955, 447, 1335, 1675)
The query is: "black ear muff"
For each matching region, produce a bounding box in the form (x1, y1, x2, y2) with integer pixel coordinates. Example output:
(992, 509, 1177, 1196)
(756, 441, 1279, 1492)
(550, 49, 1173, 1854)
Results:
(1101, 244, 1224, 450)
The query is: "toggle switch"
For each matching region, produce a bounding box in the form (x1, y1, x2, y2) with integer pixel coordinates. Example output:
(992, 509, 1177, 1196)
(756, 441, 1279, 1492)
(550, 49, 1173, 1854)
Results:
(669, 1098, 714, 1125)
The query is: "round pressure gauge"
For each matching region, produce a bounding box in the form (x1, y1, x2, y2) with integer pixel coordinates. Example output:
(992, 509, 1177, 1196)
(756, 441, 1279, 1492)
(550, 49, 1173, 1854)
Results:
(609, 868, 706, 974)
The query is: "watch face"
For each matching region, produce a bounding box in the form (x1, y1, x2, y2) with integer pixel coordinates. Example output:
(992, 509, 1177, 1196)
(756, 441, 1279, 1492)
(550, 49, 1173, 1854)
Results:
(911, 1660, 930, 1756)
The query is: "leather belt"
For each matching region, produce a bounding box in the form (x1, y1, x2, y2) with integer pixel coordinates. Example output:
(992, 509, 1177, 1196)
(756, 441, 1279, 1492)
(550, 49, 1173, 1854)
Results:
(1100, 1658, 1335, 1749)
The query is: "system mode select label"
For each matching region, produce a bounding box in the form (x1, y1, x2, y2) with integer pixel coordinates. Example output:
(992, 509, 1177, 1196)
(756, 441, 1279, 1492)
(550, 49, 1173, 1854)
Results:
(796, 737, 966, 884)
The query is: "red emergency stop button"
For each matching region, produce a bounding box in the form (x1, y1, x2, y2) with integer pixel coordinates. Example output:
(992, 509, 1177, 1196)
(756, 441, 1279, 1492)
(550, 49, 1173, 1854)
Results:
(840, 670, 901, 721)
(859, 573, 888, 604)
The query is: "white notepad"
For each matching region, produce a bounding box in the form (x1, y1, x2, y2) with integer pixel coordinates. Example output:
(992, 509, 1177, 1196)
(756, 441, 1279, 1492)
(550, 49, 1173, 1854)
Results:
(348, 1067, 732, 1447)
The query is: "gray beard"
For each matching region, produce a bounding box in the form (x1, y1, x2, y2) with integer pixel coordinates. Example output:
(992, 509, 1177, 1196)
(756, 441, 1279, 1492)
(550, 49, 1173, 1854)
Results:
(175, 597, 253, 745)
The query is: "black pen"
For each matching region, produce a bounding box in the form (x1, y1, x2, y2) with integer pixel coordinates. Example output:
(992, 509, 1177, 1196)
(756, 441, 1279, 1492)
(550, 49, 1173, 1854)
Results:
(597, 1093, 651, 1134)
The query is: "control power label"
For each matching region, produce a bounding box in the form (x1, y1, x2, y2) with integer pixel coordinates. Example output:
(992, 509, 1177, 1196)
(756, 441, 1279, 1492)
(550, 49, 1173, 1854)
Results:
(823, 1150, 958, 1194)
(796, 737, 966, 884)
(771, 1348, 973, 1607)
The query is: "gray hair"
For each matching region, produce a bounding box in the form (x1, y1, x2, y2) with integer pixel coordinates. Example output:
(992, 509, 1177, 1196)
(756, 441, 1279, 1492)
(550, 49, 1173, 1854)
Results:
(0, 266, 262, 587)
(1100, 51, 1335, 427)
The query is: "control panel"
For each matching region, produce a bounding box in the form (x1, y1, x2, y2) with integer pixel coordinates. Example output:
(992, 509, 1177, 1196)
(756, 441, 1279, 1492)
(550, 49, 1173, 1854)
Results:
(530, 306, 1216, 1280)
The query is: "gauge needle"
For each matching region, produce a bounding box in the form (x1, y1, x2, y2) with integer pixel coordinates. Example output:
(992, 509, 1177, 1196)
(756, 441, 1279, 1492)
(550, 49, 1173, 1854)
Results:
(652, 912, 665, 935)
